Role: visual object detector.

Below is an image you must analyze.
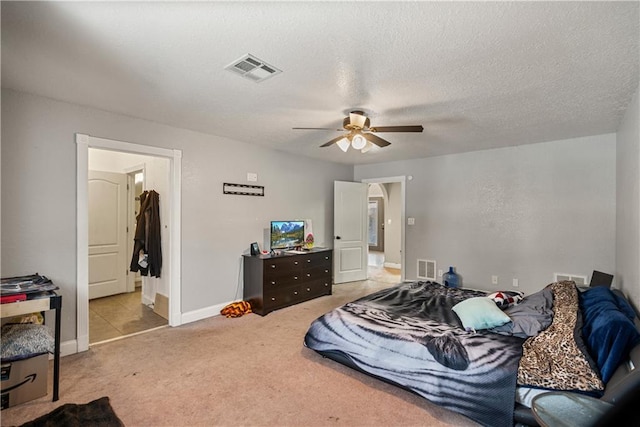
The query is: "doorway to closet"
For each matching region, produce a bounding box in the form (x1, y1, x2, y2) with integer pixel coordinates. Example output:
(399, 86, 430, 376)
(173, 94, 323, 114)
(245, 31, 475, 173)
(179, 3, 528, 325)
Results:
(87, 148, 169, 344)
(76, 133, 182, 352)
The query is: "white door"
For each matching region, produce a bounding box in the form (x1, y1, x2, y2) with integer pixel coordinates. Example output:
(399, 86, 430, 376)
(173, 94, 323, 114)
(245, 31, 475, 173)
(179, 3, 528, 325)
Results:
(333, 181, 368, 283)
(88, 170, 128, 299)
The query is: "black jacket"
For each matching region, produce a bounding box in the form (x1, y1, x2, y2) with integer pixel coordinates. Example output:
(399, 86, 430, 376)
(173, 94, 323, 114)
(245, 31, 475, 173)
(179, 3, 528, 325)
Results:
(130, 190, 162, 278)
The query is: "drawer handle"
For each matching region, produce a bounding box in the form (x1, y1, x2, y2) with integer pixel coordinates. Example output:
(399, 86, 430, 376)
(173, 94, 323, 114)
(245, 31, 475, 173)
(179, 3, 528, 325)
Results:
(294, 291, 298, 295)
(325, 256, 329, 260)
(294, 261, 298, 265)
(271, 265, 276, 269)
(271, 281, 276, 285)
(324, 269, 329, 273)
(271, 297, 276, 301)
(306, 288, 311, 292)
(324, 283, 329, 287)
(306, 273, 311, 277)
(307, 259, 311, 263)
(294, 276, 298, 280)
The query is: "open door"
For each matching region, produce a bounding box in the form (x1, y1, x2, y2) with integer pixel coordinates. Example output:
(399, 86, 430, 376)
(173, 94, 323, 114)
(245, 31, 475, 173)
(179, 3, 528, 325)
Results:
(333, 181, 368, 283)
(88, 170, 127, 299)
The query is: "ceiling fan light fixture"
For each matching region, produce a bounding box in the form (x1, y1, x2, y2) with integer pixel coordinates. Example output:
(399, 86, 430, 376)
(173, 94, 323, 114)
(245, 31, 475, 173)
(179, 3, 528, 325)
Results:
(336, 137, 351, 152)
(351, 133, 367, 150)
(349, 111, 368, 129)
(295, 109, 423, 152)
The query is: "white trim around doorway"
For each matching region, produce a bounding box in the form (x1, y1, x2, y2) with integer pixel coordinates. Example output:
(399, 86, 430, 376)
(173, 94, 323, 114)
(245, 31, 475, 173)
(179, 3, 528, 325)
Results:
(76, 133, 182, 353)
(361, 176, 406, 283)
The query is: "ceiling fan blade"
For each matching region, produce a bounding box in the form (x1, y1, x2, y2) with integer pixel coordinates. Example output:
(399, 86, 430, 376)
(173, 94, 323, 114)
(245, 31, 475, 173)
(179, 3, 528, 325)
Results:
(293, 127, 343, 131)
(363, 132, 391, 147)
(320, 135, 348, 147)
(370, 125, 424, 133)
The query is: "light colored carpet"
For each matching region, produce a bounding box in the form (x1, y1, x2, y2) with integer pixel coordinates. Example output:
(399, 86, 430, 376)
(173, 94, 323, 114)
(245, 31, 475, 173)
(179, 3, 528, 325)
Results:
(1, 273, 479, 427)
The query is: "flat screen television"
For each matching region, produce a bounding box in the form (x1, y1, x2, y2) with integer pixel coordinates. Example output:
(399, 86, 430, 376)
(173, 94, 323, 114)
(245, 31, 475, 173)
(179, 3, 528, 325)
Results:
(270, 220, 305, 250)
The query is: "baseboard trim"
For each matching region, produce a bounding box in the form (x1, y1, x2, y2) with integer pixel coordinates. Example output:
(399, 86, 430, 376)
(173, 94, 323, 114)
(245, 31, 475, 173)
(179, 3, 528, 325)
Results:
(61, 339, 79, 356)
(384, 262, 401, 269)
(180, 301, 233, 325)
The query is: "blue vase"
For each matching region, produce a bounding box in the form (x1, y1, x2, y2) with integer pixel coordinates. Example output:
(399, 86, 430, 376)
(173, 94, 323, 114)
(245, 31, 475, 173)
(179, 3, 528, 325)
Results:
(443, 266, 460, 288)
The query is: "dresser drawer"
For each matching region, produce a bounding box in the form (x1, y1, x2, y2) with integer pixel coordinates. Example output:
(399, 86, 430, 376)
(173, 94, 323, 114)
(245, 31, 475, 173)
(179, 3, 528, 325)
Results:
(263, 257, 303, 278)
(299, 252, 332, 268)
(263, 285, 303, 310)
(264, 274, 303, 289)
(301, 265, 332, 281)
(299, 279, 332, 300)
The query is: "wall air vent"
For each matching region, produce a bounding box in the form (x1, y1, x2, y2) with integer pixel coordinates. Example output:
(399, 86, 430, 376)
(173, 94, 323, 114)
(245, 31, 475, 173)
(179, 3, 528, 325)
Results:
(554, 272, 587, 286)
(417, 259, 436, 281)
(224, 54, 282, 83)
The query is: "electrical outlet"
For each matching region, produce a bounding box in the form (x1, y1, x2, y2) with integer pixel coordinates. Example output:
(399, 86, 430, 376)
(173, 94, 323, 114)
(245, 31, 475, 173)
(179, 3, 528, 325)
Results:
(247, 172, 258, 182)
(492, 275, 498, 285)
(438, 269, 443, 277)
(407, 217, 415, 225)
(513, 278, 519, 287)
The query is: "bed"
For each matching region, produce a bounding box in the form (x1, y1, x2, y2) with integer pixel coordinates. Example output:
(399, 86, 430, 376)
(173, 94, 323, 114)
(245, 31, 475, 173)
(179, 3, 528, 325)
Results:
(303, 280, 640, 426)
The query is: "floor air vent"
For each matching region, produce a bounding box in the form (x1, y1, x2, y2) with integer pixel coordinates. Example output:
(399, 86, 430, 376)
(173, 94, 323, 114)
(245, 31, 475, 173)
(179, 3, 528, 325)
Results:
(417, 259, 436, 281)
(224, 54, 282, 83)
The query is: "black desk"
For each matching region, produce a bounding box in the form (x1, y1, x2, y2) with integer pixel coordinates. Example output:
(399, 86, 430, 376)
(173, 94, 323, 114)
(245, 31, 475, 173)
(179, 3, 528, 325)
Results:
(1, 292, 62, 401)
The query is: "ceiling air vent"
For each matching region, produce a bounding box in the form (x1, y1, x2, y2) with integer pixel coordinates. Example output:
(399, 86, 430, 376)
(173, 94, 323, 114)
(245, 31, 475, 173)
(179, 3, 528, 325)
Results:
(224, 54, 282, 83)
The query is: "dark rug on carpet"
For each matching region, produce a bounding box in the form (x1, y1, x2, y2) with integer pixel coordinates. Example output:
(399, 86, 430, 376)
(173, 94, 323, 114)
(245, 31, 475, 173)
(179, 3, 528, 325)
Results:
(18, 396, 124, 427)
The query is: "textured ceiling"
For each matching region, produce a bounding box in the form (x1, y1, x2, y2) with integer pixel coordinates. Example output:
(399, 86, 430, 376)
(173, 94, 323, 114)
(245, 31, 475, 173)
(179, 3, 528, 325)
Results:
(2, 1, 638, 165)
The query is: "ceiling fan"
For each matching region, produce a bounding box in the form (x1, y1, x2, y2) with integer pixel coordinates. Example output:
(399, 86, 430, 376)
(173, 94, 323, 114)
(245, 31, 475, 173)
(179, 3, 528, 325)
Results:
(293, 110, 424, 153)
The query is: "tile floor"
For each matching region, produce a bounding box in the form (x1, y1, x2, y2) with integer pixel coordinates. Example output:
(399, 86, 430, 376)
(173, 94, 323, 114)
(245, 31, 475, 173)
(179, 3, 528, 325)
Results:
(368, 250, 401, 284)
(89, 288, 167, 344)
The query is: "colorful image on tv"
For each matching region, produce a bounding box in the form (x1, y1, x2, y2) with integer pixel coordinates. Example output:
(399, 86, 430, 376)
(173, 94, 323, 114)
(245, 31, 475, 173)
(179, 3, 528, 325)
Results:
(270, 221, 305, 249)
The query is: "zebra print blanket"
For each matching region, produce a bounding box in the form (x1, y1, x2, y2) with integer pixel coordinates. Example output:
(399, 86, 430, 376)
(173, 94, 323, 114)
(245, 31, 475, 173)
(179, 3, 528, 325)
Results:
(304, 281, 525, 427)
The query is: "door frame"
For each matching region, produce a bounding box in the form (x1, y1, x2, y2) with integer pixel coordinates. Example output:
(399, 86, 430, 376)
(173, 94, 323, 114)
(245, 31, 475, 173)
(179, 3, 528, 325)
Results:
(125, 165, 146, 294)
(76, 133, 182, 353)
(368, 196, 385, 252)
(361, 176, 406, 282)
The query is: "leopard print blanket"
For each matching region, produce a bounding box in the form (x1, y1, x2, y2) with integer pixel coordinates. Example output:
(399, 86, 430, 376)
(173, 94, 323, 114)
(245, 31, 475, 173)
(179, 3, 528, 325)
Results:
(517, 281, 604, 392)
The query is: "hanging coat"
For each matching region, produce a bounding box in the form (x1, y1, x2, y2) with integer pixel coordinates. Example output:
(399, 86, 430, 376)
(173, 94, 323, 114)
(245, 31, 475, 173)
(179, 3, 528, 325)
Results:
(130, 190, 162, 278)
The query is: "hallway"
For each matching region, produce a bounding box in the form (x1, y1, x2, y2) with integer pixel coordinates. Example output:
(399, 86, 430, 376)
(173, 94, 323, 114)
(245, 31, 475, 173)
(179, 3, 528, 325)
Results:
(368, 250, 401, 284)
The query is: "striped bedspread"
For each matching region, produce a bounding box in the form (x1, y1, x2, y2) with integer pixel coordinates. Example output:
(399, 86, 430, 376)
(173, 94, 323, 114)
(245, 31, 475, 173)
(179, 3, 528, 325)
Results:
(304, 281, 525, 427)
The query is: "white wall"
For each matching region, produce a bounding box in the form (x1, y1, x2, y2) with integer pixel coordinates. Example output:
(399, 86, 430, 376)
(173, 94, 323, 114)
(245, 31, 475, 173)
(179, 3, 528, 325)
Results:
(616, 85, 640, 310)
(355, 134, 617, 295)
(1, 89, 353, 343)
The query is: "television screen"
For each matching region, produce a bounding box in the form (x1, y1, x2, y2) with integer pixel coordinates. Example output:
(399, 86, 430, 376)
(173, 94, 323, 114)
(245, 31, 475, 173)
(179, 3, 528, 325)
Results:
(270, 221, 305, 250)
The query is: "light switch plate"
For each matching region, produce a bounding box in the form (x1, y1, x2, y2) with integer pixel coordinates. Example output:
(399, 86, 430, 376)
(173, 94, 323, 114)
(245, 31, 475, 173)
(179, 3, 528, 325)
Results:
(247, 172, 258, 182)
(408, 217, 415, 225)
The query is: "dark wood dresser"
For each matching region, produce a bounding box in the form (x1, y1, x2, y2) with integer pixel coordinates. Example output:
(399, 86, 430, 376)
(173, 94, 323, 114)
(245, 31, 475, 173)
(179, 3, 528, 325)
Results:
(243, 248, 333, 315)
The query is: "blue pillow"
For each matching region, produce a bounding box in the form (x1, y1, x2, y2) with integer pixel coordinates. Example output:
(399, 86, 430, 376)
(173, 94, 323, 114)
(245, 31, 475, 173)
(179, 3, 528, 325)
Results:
(452, 297, 511, 331)
(579, 287, 640, 383)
